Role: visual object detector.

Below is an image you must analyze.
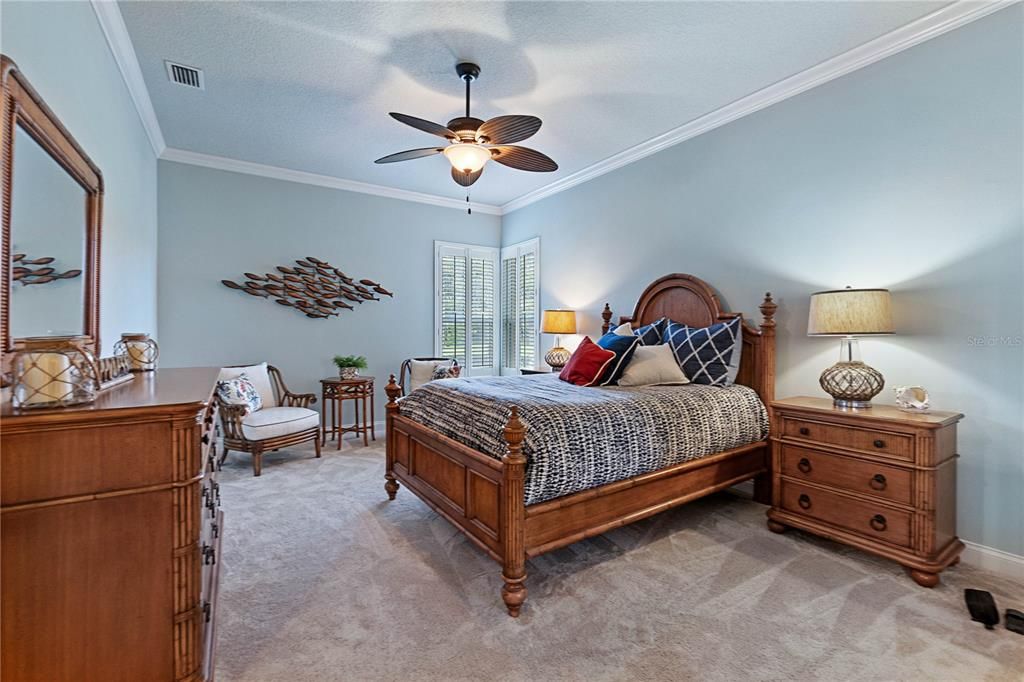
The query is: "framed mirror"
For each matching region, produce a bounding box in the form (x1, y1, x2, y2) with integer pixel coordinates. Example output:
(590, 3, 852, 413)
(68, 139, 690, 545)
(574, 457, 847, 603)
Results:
(1, 55, 102, 369)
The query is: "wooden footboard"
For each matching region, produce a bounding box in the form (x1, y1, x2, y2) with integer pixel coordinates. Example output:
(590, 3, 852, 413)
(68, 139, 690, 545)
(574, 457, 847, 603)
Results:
(384, 377, 769, 617)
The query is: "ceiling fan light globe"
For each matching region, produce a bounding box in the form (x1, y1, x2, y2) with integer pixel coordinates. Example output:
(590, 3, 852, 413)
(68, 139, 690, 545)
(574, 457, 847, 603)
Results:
(443, 143, 491, 174)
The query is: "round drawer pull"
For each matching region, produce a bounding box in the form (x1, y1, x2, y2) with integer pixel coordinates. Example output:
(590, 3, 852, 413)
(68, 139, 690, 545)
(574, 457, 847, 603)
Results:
(798, 494, 812, 510)
(799, 427, 810, 436)
(869, 474, 887, 490)
(870, 514, 887, 532)
(873, 439, 885, 448)
(797, 458, 812, 474)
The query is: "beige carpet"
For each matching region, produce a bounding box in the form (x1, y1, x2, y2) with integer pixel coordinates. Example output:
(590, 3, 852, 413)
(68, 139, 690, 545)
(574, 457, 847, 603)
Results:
(214, 441, 1024, 681)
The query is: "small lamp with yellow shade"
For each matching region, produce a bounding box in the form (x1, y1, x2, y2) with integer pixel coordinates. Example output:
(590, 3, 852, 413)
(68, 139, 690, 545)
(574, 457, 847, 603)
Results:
(808, 287, 893, 408)
(541, 309, 577, 370)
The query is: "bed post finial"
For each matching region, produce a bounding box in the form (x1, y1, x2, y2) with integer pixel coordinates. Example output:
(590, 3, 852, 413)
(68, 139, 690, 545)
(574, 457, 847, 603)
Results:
(384, 374, 401, 500)
(385, 374, 401, 404)
(601, 303, 613, 335)
(501, 406, 528, 617)
(759, 292, 777, 329)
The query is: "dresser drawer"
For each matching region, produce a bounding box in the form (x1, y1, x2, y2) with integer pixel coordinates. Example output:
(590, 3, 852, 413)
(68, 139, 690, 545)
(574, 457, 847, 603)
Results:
(780, 445, 912, 505)
(780, 481, 912, 548)
(782, 416, 913, 460)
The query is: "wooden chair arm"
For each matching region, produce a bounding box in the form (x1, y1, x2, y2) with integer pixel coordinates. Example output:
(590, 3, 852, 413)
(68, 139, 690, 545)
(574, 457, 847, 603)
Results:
(282, 391, 317, 408)
(217, 402, 249, 440)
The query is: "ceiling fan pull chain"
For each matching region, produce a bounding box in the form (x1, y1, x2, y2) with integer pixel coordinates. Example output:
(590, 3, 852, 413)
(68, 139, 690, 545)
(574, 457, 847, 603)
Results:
(466, 193, 471, 215)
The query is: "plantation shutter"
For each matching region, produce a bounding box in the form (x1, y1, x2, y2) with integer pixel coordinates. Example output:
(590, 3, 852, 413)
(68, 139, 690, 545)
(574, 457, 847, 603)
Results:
(500, 238, 540, 374)
(435, 242, 499, 376)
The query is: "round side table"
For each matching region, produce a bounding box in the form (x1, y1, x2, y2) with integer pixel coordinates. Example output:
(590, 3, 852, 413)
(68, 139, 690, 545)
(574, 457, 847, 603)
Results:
(320, 376, 375, 450)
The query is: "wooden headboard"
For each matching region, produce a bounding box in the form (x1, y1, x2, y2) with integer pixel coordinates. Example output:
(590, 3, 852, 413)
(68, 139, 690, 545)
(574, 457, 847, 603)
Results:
(601, 274, 777, 405)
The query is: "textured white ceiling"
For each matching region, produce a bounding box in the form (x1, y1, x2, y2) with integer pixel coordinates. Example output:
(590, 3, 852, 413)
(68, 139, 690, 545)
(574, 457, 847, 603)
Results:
(120, 1, 948, 206)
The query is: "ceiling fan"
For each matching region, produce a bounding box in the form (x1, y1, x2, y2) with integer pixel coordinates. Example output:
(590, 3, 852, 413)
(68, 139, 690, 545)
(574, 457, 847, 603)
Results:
(374, 62, 557, 190)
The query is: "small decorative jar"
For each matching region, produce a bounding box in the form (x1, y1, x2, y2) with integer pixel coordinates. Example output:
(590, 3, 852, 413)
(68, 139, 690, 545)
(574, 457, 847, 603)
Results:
(114, 333, 159, 372)
(339, 366, 359, 380)
(11, 336, 100, 409)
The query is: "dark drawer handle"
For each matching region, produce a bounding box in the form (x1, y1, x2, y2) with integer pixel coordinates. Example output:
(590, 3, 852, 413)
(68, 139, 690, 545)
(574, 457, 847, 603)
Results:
(797, 458, 812, 474)
(869, 474, 887, 491)
(873, 439, 885, 449)
(799, 427, 810, 436)
(798, 494, 811, 510)
(203, 544, 216, 565)
(202, 600, 212, 623)
(870, 514, 887, 532)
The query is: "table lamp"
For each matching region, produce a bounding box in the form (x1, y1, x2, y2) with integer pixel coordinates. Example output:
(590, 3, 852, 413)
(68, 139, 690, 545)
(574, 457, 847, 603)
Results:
(808, 287, 893, 408)
(541, 309, 577, 369)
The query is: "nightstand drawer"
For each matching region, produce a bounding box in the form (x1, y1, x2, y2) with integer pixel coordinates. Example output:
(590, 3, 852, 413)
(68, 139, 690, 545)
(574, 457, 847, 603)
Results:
(780, 445, 912, 505)
(780, 481, 912, 548)
(782, 416, 913, 460)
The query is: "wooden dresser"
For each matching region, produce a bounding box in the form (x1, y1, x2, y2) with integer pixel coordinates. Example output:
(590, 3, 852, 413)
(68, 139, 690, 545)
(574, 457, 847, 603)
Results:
(1, 368, 223, 681)
(766, 396, 964, 587)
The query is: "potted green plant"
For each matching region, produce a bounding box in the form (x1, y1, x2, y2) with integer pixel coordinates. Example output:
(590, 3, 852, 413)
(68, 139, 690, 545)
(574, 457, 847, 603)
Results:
(333, 354, 368, 380)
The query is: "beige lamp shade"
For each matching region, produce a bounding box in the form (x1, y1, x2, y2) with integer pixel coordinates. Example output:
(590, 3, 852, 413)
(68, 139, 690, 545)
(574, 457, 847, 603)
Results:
(808, 288, 893, 336)
(541, 309, 577, 335)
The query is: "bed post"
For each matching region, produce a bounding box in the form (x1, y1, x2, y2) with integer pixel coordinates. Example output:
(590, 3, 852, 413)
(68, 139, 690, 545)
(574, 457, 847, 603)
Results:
(753, 292, 777, 505)
(501, 406, 528, 617)
(601, 303, 613, 334)
(384, 374, 401, 500)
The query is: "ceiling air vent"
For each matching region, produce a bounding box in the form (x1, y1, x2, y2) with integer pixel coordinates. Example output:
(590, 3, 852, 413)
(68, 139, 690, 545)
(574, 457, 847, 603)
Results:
(164, 61, 204, 90)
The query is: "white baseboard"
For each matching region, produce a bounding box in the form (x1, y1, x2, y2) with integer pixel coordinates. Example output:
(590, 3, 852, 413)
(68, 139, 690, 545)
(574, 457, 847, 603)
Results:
(729, 483, 1024, 582)
(961, 541, 1024, 582)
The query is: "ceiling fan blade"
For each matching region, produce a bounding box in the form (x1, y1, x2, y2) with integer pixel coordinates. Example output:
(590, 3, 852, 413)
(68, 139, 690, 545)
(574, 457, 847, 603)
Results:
(476, 115, 542, 144)
(489, 146, 558, 172)
(389, 112, 456, 140)
(451, 167, 483, 187)
(374, 147, 444, 164)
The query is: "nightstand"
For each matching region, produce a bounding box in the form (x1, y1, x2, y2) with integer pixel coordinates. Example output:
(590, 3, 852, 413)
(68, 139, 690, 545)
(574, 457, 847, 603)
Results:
(520, 368, 552, 375)
(766, 396, 964, 587)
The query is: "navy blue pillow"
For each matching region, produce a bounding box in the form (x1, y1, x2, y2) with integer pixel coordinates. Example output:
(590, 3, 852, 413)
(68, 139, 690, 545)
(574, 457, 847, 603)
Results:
(595, 332, 640, 386)
(633, 318, 667, 346)
(663, 317, 743, 386)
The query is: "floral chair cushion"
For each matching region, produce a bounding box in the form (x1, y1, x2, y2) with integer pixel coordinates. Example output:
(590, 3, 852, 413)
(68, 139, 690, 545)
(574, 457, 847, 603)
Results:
(216, 373, 263, 414)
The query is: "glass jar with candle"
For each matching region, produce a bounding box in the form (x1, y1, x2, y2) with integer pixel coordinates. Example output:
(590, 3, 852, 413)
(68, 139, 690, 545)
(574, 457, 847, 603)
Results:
(11, 336, 100, 408)
(113, 333, 159, 372)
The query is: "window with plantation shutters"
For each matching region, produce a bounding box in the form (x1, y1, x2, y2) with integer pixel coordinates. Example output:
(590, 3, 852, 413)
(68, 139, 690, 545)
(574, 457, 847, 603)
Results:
(435, 242, 499, 376)
(500, 238, 540, 375)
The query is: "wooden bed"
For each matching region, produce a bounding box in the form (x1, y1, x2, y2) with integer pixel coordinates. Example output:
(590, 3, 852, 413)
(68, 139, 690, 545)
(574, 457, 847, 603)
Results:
(383, 274, 777, 616)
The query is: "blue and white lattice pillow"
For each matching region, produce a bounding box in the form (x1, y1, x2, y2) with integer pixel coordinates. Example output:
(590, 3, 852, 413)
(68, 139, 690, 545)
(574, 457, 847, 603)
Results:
(663, 317, 743, 386)
(633, 318, 668, 346)
(216, 373, 263, 413)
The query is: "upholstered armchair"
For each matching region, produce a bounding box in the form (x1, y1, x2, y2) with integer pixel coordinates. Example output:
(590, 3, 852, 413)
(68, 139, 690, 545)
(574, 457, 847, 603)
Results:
(216, 363, 320, 476)
(397, 357, 461, 395)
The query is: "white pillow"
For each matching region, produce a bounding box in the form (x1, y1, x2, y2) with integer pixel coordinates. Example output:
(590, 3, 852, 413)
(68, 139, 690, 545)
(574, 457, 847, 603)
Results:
(612, 322, 634, 337)
(218, 362, 276, 408)
(617, 344, 690, 387)
(409, 359, 451, 392)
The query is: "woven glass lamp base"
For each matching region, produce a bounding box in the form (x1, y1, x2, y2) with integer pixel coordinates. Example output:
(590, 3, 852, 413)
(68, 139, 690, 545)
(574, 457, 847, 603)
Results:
(819, 358, 884, 405)
(819, 361, 884, 408)
(544, 346, 571, 370)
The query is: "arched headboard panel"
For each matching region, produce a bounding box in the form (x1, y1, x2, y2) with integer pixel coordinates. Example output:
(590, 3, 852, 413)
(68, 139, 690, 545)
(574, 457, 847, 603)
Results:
(601, 274, 777, 405)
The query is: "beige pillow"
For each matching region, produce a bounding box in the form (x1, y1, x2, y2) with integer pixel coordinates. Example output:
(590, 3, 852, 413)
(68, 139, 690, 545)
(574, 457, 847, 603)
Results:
(612, 322, 634, 337)
(409, 359, 451, 392)
(618, 345, 689, 387)
(218, 362, 276, 408)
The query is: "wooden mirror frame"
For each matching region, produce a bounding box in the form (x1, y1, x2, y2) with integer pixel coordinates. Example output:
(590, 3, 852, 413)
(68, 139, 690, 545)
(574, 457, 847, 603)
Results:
(1, 55, 103, 369)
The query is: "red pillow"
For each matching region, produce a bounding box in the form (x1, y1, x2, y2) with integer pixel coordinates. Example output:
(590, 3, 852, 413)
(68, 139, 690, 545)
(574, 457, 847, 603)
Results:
(559, 337, 616, 386)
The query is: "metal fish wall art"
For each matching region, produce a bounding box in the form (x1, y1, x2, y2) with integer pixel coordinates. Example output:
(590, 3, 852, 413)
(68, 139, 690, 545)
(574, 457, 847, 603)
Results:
(11, 253, 82, 285)
(221, 256, 395, 319)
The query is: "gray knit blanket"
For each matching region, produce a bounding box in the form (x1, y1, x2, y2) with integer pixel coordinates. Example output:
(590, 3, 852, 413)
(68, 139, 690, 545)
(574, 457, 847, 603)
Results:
(397, 374, 768, 505)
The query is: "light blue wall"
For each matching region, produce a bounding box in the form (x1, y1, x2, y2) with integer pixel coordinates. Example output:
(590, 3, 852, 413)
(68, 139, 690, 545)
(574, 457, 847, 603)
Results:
(503, 8, 1023, 556)
(157, 160, 501, 414)
(1, 1, 159, 353)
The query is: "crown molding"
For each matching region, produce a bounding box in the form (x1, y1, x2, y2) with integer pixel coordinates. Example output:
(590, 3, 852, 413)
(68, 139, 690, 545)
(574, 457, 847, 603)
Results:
(91, 0, 166, 156)
(160, 148, 503, 215)
(501, 0, 1017, 214)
